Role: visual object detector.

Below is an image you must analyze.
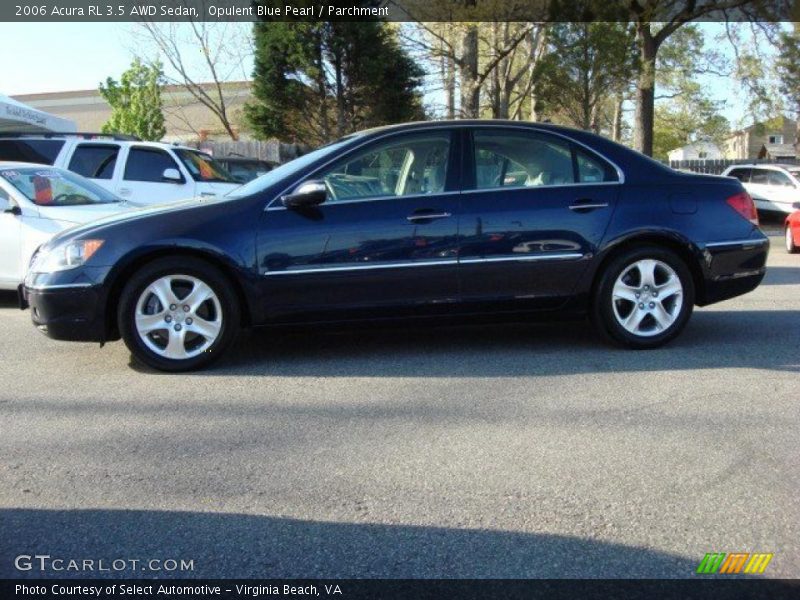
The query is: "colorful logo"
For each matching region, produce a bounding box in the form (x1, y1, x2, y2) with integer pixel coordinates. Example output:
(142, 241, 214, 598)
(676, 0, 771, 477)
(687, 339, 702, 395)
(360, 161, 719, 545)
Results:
(696, 552, 773, 574)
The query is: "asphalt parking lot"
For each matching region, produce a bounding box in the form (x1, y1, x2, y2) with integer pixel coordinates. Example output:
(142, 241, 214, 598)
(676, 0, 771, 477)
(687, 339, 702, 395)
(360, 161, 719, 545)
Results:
(1, 228, 798, 579)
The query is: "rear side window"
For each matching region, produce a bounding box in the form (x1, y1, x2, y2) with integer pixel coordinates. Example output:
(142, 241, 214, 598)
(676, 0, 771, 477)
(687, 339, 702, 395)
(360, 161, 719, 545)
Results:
(472, 129, 618, 190)
(726, 168, 751, 183)
(0, 139, 64, 164)
(124, 147, 182, 183)
(68, 144, 120, 180)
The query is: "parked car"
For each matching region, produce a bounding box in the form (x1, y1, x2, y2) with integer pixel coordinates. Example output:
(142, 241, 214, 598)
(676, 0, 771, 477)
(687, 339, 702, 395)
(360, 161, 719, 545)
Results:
(0, 133, 240, 205)
(722, 163, 800, 214)
(0, 162, 137, 290)
(20, 120, 769, 371)
(784, 202, 800, 253)
(215, 156, 277, 183)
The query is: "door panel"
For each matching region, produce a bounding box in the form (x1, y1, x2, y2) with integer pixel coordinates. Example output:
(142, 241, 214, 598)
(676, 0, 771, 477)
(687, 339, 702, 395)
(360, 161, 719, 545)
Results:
(256, 130, 460, 321)
(459, 127, 619, 309)
(117, 146, 194, 204)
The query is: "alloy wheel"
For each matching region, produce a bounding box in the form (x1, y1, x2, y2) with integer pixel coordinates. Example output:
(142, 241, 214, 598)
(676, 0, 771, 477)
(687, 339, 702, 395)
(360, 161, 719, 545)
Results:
(611, 259, 684, 337)
(135, 274, 222, 360)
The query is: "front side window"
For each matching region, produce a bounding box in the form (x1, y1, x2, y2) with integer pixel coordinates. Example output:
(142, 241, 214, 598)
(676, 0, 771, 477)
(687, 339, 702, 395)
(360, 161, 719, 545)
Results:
(174, 149, 237, 184)
(68, 144, 120, 180)
(124, 148, 182, 183)
(472, 129, 617, 190)
(0, 167, 119, 206)
(317, 132, 451, 203)
(750, 169, 769, 185)
(0, 185, 10, 210)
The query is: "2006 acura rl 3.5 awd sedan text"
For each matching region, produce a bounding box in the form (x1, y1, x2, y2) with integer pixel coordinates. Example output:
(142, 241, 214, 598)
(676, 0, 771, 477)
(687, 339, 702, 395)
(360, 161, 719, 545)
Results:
(20, 120, 769, 372)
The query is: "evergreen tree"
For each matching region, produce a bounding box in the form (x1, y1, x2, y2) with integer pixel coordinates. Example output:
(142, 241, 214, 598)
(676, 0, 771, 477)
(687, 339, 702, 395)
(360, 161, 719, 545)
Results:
(245, 20, 424, 145)
(99, 58, 166, 141)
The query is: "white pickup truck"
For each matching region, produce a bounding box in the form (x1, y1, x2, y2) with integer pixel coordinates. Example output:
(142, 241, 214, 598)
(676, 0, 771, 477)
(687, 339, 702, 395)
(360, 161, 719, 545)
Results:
(0, 133, 241, 205)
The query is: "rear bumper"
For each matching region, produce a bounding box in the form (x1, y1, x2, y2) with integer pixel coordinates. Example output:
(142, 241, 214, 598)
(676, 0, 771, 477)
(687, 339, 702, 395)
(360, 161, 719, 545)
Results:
(699, 236, 769, 306)
(21, 283, 106, 342)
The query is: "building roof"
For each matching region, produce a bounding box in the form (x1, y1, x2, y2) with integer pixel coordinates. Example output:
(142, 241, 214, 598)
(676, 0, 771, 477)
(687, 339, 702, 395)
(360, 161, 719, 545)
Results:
(760, 143, 796, 158)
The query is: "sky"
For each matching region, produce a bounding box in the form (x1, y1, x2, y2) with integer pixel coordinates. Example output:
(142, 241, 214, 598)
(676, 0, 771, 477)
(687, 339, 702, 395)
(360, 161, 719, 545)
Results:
(0, 22, 762, 129)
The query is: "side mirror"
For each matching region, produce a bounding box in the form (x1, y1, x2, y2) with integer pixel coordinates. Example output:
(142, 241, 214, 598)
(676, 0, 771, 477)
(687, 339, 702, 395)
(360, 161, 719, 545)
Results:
(793, 201, 800, 210)
(162, 168, 183, 183)
(2, 204, 21, 216)
(282, 180, 327, 208)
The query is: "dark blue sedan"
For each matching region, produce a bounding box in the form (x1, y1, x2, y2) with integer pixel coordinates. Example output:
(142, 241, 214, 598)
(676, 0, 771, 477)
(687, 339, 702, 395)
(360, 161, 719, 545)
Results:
(21, 121, 769, 371)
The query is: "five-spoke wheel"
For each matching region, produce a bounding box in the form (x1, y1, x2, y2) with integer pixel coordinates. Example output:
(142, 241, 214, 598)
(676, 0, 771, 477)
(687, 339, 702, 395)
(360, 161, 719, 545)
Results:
(119, 257, 239, 371)
(592, 246, 694, 349)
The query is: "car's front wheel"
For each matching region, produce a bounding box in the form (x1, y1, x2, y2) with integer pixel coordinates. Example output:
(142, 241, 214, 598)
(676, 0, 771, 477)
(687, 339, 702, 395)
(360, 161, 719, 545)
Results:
(118, 257, 240, 372)
(785, 226, 798, 254)
(592, 246, 695, 349)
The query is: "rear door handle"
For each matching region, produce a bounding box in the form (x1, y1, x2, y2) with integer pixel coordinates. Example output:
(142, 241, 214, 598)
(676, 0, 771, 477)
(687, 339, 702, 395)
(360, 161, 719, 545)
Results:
(407, 210, 452, 222)
(569, 199, 608, 212)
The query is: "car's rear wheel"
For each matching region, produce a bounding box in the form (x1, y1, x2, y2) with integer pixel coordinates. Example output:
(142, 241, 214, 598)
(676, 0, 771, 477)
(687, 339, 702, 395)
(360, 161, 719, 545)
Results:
(785, 226, 798, 254)
(592, 246, 695, 349)
(118, 257, 240, 371)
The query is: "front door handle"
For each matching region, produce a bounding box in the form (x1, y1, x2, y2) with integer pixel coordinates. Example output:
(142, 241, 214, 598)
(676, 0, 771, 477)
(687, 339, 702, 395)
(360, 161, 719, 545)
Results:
(569, 199, 608, 212)
(407, 209, 452, 223)
(118, 188, 132, 196)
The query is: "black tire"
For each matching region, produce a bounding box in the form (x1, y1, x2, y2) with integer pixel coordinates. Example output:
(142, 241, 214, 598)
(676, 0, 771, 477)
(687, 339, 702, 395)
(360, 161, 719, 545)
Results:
(591, 246, 695, 349)
(785, 226, 798, 254)
(118, 257, 240, 372)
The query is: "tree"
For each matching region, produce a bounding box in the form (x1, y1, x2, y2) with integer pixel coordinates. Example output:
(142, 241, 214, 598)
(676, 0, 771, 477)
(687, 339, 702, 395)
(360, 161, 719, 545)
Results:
(627, 0, 757, 156)
(135, 22, 252, 140)
(776, 27, 800, 146)
(245, 21, 425, 145)
(534, 22, 636, 133)
(99, 59, 166, 141)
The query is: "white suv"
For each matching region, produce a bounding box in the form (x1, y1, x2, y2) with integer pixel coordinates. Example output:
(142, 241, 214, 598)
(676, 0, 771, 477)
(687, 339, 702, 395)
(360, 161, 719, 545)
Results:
(0, 133, 241, 205)
(722, 163, 800, 214)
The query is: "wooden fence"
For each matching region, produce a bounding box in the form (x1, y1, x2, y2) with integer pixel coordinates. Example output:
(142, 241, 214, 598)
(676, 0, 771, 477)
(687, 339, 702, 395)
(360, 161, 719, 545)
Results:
(188, 139, 308, 164)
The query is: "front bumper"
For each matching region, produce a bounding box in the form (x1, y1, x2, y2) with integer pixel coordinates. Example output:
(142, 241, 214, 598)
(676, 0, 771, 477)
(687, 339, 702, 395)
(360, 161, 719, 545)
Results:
(21, 282, 106, 342)
(699, 236, 769, 306)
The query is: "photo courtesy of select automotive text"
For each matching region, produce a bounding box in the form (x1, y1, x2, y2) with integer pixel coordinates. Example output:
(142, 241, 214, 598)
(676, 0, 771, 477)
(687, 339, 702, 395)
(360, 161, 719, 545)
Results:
(1, 0, 800, 598)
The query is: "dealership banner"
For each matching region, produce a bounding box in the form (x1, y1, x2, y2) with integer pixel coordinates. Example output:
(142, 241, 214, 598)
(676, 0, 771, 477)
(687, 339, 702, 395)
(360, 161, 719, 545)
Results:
(4, 579, 800, 600)
(1, 0, 798, 22)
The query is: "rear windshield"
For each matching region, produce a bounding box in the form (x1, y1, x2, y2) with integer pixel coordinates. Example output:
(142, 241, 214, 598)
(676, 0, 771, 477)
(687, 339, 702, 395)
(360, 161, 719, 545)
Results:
(174, 149, 238, 184)
(0, 166, 119, 206)
(0, 139, 64, 164)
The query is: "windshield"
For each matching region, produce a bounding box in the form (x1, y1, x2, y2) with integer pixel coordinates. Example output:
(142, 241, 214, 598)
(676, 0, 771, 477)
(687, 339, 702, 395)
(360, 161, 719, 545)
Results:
(174, 149, 238, 184)
(227, 137, 356, 198)
(0, 167, 120, 206)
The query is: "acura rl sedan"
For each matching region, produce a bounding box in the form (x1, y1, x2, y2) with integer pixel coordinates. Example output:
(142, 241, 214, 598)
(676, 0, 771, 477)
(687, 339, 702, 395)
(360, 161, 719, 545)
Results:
(20, 121, 769, 371)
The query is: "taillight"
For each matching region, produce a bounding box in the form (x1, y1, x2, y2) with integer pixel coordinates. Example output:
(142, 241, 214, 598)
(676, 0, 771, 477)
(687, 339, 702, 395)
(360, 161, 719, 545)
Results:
(726, 191, 759, 226)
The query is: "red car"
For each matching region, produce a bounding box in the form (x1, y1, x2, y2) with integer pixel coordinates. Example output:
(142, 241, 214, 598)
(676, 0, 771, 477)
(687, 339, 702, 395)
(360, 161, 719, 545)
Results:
(785, 202, 800, 253)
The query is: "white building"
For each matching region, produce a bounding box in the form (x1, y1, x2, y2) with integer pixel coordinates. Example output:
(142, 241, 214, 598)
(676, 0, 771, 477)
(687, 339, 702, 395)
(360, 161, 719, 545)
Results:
(667, 141, 723, 161)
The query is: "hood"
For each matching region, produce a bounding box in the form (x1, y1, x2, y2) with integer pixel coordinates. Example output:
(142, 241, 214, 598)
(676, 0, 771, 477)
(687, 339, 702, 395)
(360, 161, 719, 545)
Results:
(44, 194, 232, 248)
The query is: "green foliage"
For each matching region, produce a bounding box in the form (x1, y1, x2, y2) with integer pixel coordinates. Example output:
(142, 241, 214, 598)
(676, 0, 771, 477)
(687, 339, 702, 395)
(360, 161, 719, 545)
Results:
(245, 20, 424, 145)
(777, 29, 800, 126)
(99, 59, 166, 141)
(534, 22, 636, 132)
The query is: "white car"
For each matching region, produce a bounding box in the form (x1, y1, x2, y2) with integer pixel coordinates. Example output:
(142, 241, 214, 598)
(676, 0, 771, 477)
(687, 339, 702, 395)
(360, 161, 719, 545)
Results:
(722, 163, 800, 214)
(0, 134, 241, 205)
(0, 162, 137, 290)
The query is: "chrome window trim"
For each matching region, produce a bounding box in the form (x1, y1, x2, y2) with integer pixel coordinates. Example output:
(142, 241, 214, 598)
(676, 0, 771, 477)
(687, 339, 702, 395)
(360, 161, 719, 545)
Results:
(264, 123, 626, 211)
(705, 238, 769, 248)
(263, 252, 584, 276)
(265, 190, 462, 211)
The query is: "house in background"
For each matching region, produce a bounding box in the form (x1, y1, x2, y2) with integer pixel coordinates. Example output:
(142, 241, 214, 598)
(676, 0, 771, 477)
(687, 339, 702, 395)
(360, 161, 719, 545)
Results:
(723, 115, 797, 159)
(757, 143, 797, 160)
(667, 140, 723, 161)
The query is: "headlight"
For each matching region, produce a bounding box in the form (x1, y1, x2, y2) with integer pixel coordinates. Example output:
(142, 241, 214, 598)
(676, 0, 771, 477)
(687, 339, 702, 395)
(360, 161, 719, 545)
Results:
(31, 239, 105, 273)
